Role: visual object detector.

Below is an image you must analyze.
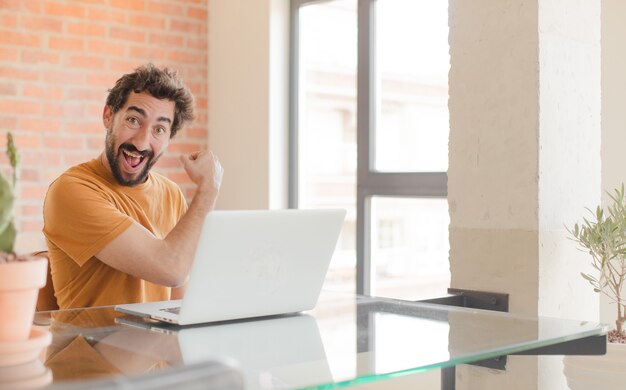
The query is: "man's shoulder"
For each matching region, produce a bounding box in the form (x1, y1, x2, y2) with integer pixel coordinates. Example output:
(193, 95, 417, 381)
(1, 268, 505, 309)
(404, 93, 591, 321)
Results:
(150, 170, 184, 192)
(50, 160, 110, 193)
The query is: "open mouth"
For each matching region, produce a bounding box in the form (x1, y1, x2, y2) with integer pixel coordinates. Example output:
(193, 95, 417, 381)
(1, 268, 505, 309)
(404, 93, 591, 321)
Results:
(122, 149, 146, 169)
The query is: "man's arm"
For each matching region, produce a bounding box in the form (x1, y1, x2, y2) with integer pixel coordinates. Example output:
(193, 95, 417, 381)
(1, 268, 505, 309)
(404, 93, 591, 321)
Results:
(95, 151, 223, 287)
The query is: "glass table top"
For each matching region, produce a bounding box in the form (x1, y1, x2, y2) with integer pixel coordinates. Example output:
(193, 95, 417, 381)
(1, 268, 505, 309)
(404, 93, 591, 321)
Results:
(31, 291, 607, 389)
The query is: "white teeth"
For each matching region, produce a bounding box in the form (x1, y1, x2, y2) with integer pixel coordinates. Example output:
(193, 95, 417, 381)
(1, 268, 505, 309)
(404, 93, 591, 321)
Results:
(123, 150, 142, 158)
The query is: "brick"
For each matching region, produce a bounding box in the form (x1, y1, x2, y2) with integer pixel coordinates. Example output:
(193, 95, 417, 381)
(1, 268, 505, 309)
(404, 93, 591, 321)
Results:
(0, 66, 40, 81)
(0, 47, 19, 62)
(0, 13, 18, 28)
(129, 15, 166, 29)
(0, 100, 34, 115)
(86, 103, 105, 117)
(22, 84, 64, 100)
(154, 155, 181, 168)
(44, 136, 85, 149)
(67, 22, 106, 37)
(109, 59, 143, 73)
(0, 116, 17, 130)
(21, 50, 61, 65)
(21, 16, 64, 32)
(63, 103, 86, 117)
(66, 87, 107, 101)
(12, 135, 41, 149)
(186, 37, 207, 51)
(87, 136, 104, 149)
(110, 0, 145, 10)
(168, 142, 200, 154)
(22, 204, 43, 216)
(183, 186, 195, 200)
(168, 50, 204, 64)
(67, 55, 102, 69)
(19, 118, 61, 132)
(41, 102, 87, 118)
(1, 31, 41, 47)
(86, 40, 127, 57)
(0, 83, 16, 95)
(147, 1, 183, 15)
(86, 8, 126, 24)
(149, 32, 184, 47)
(20, 220, 44, 232)
(185, 127, 208, 139)
(63, 152, 96, 166)
(187, 6, 207, 20)
(128, 45, 166, 60)
(170, 20, 205, 35)
(21, 184, 50, 200)
(86, 73, 119, 87)
(43, 1, 85, 18)
(42, 69, 84, 84)
(110, 27, 146, 43)
(24, 0, 43, 13)
(40, 102, 64, 117)
(0, 0, 22, 11)
(165, 171, 190, 184)
(21, 151, 61, 166)
(48, 36, 84, 51)
(66, 122, 103, 135)
(195, 97, 207, 108)
(77, 0, 107, 5)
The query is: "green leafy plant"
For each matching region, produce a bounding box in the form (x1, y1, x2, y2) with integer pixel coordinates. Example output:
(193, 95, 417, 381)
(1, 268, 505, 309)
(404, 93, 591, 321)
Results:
(569, 184, 626, 340)
(0, 132, 19, 253)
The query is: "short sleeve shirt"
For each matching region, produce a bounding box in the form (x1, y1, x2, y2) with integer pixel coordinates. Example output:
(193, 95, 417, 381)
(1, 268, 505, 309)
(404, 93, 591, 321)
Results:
(43, 158, 188, 309)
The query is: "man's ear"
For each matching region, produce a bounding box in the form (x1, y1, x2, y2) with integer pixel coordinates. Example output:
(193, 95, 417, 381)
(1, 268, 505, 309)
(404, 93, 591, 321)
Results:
(103, 106, 112, 129)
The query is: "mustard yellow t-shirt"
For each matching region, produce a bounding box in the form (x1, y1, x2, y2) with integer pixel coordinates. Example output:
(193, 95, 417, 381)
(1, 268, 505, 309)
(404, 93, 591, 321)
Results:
(43, 158, 188, 309)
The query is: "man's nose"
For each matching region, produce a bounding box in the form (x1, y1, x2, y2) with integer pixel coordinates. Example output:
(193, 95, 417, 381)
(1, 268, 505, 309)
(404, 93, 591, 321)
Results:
(130, 126, 151, 151)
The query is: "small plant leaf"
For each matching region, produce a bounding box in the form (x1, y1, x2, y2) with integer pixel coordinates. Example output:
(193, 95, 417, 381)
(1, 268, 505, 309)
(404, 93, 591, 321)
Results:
(0, 219, 16, 253)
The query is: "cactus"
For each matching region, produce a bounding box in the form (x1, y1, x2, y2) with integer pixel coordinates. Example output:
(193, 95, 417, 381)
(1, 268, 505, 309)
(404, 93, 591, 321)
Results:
(0, 133, 19, 253)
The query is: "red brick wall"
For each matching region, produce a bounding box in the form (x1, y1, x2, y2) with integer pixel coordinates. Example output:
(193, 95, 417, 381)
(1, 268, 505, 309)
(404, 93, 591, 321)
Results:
(0, 0, 209, 252)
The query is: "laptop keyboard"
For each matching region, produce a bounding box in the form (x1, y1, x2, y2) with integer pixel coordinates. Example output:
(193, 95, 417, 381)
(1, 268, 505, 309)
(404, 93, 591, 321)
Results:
(159, 307, 180, 315)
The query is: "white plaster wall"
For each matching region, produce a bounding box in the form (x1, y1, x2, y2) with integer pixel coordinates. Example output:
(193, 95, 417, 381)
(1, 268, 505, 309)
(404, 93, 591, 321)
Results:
(448, 0, 539, 315)
(449, 1, 601, 389)
(536, 0, 600, 326)
(449, 2, 540, 386)
(208, 0, 289, 210)
(448, 0, 539, 232)
(600, 0, 626, 326)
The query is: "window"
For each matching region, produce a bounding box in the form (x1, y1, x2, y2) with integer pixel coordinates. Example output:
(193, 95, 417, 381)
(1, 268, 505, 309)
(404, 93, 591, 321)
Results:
(291, 0, 449, 299)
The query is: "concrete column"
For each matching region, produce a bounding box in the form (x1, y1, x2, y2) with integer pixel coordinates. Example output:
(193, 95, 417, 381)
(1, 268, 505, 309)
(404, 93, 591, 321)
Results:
(448, 1, 600, 389)
(601, 0, 626, 326)
(208, 0, 289, 210)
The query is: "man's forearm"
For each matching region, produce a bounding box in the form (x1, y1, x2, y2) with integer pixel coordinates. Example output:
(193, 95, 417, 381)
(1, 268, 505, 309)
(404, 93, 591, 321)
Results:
(161, 186, 218, 286)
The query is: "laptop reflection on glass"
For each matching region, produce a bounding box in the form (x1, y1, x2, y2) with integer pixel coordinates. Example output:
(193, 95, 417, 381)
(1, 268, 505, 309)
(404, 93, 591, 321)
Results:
(115, 209, 345, 325)
(114, 313, 333, 389)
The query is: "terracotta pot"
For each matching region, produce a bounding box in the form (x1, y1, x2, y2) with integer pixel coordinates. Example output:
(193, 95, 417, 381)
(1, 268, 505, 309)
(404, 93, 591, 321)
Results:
(0, 257, 47, 342)
(563, 341, 626, 390)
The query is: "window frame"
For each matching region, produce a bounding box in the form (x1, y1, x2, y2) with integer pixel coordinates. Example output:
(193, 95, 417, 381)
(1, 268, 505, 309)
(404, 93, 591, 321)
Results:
(290, 0, 448, 295)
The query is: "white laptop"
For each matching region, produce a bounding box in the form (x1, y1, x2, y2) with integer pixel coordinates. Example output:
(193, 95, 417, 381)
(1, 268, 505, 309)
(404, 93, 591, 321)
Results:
(115, 209, 345, 325)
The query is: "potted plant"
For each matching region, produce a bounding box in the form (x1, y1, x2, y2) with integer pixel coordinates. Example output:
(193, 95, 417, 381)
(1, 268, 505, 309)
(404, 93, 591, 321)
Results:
(563, 184, 626, 389)
(0, 132, 48, 343)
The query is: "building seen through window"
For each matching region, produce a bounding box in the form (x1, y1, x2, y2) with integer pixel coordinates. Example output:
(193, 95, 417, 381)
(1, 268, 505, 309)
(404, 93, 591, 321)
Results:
(297, 0, 449, 300)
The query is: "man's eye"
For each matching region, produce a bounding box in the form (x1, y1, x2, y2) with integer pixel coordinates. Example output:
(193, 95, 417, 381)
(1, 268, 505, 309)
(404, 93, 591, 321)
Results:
(127, 117, 140, 127)
(155, 127, 166, 135)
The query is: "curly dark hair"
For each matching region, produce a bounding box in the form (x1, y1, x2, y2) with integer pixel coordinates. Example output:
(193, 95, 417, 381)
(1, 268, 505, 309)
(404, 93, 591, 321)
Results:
(105, 63, 195, 138)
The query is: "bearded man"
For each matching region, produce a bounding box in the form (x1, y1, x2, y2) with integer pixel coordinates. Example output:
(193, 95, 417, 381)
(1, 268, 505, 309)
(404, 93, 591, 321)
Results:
(43, 64, 223, 309)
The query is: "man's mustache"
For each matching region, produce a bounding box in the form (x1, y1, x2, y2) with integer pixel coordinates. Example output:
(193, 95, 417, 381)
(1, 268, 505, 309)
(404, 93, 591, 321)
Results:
(119, 143, 154, 159)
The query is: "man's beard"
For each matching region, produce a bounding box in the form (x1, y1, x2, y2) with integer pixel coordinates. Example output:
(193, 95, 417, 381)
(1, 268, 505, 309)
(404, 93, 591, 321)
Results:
(105, 131, 160, 187)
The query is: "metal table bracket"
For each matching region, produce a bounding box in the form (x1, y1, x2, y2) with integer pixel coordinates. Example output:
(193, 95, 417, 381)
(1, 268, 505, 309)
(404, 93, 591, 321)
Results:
(417, 288, 607, 390)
